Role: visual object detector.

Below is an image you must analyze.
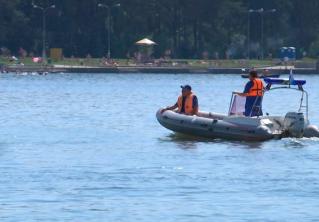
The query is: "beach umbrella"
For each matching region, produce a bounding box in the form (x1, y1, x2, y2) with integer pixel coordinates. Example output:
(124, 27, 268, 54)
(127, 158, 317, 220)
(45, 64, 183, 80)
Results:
(135, 38, 157, 46)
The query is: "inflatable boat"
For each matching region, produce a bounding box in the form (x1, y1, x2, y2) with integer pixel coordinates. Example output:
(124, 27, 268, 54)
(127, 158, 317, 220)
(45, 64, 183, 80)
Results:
(157, 73, 319, 141)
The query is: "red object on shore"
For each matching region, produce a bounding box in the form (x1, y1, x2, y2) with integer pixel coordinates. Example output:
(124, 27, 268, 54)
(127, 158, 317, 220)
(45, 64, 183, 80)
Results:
(32, 57, 42, 63)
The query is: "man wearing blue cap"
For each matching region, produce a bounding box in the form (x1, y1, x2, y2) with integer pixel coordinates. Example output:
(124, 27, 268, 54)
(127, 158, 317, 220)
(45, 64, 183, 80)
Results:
(161, 85, 199, 115)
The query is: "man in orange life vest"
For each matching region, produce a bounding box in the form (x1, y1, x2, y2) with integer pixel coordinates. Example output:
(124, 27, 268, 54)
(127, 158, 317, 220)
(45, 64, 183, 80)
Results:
(234, 70, 264, 117)
(161, 85, 199, 115)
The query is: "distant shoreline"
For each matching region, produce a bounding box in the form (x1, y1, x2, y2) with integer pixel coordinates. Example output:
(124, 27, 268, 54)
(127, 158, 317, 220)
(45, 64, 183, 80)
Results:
(2, 64, 318, 74)
(2, 57, 318, 74)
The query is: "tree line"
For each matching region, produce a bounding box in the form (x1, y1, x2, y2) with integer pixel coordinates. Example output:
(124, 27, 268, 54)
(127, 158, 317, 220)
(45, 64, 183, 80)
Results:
(1, 0, 319, 59)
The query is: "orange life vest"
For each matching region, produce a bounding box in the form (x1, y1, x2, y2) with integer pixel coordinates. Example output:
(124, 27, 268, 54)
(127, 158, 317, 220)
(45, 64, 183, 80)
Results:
(247, 78, 264, 97)
(177, 93, 198, 115)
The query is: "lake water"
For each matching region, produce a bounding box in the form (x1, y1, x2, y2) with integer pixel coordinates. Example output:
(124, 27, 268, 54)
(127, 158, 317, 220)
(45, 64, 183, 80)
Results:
(0, 73, 319, 221)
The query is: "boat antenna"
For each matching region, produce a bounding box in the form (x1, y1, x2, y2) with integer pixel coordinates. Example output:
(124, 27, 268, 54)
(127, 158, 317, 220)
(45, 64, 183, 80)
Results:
(288, 69, 294, 87)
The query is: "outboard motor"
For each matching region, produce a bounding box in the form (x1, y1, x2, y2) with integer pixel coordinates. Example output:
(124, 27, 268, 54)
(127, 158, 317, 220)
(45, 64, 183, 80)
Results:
(283, 112, 305, 138)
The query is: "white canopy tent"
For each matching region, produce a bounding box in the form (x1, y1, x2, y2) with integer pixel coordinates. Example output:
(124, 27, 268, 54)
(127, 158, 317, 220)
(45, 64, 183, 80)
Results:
(135, 38, 157, 46)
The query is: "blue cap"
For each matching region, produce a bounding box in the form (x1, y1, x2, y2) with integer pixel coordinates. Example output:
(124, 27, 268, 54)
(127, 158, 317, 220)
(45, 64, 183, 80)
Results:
(181, 85, 192, 90)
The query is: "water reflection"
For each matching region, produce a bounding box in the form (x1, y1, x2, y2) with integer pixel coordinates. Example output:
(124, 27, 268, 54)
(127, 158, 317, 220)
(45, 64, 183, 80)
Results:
(158, 133, 264, 149)
(158, 133, 202, 149)
(227, 140, 263, 149)
(158, 131, 319, 150)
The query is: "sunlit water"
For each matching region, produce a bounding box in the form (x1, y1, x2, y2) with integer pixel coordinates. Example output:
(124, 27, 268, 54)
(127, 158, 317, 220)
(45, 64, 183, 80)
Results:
(0, 73, 319, 221)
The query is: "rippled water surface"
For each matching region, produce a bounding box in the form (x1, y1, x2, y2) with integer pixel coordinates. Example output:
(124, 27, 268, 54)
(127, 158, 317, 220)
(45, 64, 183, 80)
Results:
(1, 73, 319, 221)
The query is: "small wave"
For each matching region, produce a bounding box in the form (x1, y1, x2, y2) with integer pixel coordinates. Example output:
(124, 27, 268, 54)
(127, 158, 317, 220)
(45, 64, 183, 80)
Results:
(282, 137, 319, 148)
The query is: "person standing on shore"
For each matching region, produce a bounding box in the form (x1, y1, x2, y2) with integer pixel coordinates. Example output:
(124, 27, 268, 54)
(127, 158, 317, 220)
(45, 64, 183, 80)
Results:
(161, 85, 199, 116)
(234, 70, 264, 117)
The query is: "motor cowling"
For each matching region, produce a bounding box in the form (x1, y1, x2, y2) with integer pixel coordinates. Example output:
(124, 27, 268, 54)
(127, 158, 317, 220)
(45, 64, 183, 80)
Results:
(283, 112, 305, 138)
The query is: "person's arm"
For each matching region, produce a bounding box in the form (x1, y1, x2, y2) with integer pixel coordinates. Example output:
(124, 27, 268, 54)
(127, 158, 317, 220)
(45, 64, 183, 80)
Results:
(234, 92, 249, 96)
(234, 81, 253, 97)
(161, 103, 178, 113)
(189, 96, 199, 115)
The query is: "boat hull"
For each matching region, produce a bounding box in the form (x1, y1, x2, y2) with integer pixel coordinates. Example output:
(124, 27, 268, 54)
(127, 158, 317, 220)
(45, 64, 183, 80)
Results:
(156, 110, 276, 141)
